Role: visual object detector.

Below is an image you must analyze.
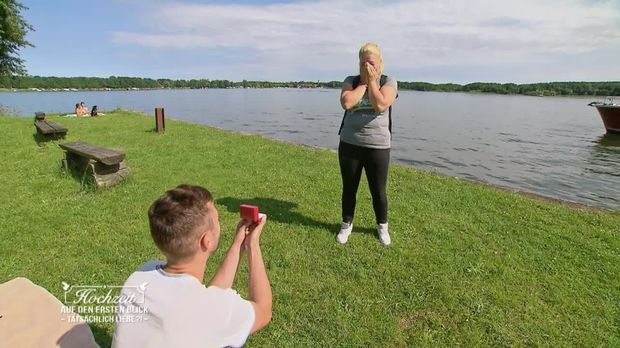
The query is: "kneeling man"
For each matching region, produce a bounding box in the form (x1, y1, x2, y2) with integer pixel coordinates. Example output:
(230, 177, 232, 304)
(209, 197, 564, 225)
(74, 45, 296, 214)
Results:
(112, 184, 272, 347)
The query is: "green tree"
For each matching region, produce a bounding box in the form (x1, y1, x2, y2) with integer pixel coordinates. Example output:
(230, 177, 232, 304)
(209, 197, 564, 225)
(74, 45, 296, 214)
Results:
(0, 0, 34, 76)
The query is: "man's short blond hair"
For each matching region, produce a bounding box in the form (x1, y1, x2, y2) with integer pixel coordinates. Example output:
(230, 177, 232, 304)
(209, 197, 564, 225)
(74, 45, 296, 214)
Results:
(148, 185, 213, 261)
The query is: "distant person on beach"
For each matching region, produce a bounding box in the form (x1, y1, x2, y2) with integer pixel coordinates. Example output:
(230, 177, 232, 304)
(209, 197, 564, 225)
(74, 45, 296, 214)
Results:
(112, 185, 272, 347)
(90, 105, 98, 116)
(336, 42, 398, 245)
(74, 103, 82, 116)
(75, 102, 88, 116)
(79, 102, 88, 115)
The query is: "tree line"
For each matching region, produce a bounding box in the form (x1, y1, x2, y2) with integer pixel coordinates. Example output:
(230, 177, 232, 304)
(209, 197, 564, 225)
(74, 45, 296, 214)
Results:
(1, 75, 619, 96)
(399, 81, 620, 96)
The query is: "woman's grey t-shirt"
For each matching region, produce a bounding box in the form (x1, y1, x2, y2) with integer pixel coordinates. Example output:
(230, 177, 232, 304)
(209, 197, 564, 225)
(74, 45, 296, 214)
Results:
(339, 75, 397, 149)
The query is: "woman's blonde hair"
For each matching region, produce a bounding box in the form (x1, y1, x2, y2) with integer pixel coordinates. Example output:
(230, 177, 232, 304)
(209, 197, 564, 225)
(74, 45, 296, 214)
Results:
(358, 42, 384, 74)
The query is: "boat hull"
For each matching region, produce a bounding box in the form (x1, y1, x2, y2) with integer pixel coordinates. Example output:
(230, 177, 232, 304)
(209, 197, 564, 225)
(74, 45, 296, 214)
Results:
(590, 104, 620, 133)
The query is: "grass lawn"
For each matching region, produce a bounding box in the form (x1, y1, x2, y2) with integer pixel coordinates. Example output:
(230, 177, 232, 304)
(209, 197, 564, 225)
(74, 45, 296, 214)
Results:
(1, 111, 618, 347)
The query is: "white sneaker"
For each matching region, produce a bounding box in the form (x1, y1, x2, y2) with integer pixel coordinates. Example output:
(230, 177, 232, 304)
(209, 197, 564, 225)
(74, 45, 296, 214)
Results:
(377, 223, 391, 245)
(336, 222, 353, 244)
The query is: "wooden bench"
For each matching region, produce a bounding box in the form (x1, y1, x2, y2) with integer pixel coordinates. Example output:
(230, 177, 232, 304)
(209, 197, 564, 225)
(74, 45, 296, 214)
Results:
(35, 120, 68, 137)
(59, 141, 130, 188)
(33, 112, 67, 139)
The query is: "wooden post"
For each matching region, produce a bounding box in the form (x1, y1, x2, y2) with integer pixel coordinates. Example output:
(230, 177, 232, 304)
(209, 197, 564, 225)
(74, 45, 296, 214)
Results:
(155, 107, 165, 132)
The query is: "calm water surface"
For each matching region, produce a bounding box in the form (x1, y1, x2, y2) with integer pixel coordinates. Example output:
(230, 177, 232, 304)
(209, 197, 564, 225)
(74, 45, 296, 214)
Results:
(1, 89, 618, 210)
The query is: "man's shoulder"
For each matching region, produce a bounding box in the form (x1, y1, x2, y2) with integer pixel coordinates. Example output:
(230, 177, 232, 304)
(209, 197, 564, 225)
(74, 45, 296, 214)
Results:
(120, 260, 164, 287)
(203, 287, 254, 317)
(204, 286, 244, 301)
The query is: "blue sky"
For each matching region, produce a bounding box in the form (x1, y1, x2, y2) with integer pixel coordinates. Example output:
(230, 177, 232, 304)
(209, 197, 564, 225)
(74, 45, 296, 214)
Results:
(19, 0, 620, 83)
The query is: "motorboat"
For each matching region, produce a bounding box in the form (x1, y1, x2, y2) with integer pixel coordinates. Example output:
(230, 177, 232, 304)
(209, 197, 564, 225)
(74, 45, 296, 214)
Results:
(589, 98, 620, 133)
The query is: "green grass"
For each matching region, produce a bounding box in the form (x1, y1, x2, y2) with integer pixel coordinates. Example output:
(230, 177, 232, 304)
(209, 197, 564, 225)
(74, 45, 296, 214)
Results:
(1, 111, 619, 347)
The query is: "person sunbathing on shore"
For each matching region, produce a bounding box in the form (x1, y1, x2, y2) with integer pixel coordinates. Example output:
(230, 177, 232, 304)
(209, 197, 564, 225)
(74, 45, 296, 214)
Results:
(79, 102, 88, 116)
(74, 102, 89, 117)
(74, 103, 83, 117)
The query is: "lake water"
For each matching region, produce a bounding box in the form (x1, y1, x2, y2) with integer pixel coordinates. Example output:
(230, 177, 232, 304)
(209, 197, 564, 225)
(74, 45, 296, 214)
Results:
(1, 88, 618, 210)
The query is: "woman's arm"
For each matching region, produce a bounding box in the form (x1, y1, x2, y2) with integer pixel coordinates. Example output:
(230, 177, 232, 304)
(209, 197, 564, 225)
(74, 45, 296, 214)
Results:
(340, 80, 367, 110)
(365, 63, 397, 112)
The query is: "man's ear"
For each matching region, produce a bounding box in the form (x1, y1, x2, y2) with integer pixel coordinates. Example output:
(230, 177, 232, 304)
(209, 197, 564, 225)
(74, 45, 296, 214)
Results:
(199, 231, 211, 252)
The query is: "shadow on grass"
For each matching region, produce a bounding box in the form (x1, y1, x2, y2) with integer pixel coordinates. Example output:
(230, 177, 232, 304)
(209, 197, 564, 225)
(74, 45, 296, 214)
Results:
(32, 131, 66, 147)
(216, 196, 376, 236)
(58, 157, 97, 191)
(31, 131, 95, 190)
(90, 324, 113, 347)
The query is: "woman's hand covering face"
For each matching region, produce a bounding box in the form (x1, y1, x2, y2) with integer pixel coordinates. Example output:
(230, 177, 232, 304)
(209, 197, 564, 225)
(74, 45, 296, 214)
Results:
(365, 62, 379, 82)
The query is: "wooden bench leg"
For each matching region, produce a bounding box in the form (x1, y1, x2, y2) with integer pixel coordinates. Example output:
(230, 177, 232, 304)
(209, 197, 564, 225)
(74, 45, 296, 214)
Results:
(64, 153, 130, 188)
(64, 153, 94, 187)
(91, 160, 131, 188)
(37, 131, 66, 142)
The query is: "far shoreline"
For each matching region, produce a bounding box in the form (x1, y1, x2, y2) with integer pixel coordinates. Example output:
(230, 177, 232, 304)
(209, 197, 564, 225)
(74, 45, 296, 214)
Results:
(0, 86, 616, 99)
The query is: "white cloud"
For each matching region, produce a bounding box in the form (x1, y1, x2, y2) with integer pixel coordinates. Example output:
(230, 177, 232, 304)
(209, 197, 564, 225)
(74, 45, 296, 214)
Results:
(110, 0, 620, 81)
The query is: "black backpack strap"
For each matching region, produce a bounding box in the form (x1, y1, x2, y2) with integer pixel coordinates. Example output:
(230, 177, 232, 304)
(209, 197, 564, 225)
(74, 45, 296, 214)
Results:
(338, 75, 360, 135)
(380, 75, 392, 135)
(351, 75, 361, 89)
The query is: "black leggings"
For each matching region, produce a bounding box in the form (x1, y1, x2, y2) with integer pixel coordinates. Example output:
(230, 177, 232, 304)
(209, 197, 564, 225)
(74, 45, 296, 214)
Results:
(338, 141, 390, 224)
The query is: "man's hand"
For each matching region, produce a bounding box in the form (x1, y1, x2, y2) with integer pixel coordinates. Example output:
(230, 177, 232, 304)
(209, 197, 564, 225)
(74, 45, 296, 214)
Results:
(244, 215, 267, 250)
(233, 219, 252, 250)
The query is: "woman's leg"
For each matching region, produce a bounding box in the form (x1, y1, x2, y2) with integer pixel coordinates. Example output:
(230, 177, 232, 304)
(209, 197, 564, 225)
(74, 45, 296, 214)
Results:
(364, 148, 390, 224)
(338, 142, 364, 223)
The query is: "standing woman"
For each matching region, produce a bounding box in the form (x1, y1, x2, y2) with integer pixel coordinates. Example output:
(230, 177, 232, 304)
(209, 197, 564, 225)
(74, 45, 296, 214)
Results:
(337, 42, 397, 245)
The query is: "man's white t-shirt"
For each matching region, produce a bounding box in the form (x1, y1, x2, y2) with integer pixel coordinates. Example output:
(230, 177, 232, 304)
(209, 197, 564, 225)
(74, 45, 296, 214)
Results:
(112, 261, 255, 348)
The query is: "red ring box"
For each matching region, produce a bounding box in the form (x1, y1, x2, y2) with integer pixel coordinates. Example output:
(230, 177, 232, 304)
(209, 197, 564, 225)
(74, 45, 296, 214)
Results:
(240, 204, 259, 222)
